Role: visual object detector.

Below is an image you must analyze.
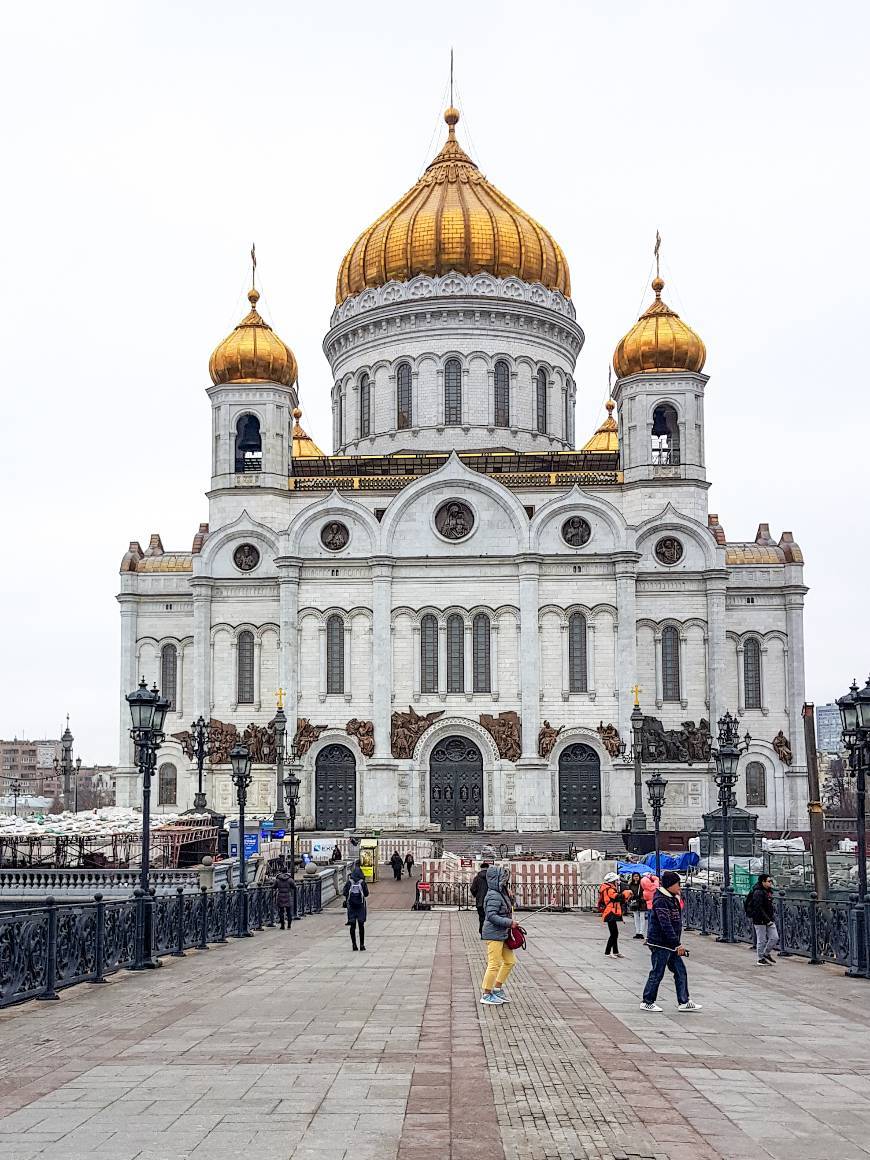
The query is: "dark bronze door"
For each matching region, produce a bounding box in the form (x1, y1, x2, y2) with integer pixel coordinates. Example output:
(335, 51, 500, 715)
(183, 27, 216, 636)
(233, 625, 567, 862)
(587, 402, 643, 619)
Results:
(430, 737, 484, 831)
(558, 743, 601, 830)
(315, 744, 357, 830)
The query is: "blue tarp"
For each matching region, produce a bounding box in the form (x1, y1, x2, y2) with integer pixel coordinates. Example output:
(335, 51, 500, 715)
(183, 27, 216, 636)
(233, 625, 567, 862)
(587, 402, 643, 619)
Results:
(616, 851, 700, 876)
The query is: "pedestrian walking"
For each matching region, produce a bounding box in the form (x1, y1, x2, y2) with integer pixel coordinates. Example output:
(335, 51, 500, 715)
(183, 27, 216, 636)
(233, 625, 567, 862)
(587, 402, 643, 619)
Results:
(745, 873, 779, 966)
(404, 852, 415, 878)
(640, 870, 702, 1012)
(343, 861, 369, 951)
(331, 843, 342, 863)
(389, 850, 403, 881)
(627, 871, 647, 939)
(599, 873, 630, 958)
(470, 860, 491, 933)
(274, 861, 295, 930)
(480, 865, 519, 1006)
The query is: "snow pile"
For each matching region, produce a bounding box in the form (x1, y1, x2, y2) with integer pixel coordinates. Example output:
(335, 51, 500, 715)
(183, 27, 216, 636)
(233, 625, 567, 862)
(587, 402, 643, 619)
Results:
(0, 806, 210, 838)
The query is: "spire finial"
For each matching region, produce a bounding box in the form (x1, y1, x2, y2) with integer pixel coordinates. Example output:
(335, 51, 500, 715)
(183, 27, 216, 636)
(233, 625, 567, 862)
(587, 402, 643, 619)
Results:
(654, 229, 661, 280)
(450, 47, 454, 108)
(248, 242, 259, 307)
(444, 49, 459, 137)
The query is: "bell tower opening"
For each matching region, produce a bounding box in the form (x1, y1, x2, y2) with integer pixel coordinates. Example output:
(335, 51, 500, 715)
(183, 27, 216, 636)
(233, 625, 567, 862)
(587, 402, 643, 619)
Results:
(235, 414, 262, 473)
(651, 404, 680, 465)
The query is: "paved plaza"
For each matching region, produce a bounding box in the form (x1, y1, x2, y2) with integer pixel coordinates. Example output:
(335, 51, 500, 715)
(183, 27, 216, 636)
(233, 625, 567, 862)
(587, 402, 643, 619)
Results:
(1, 877, 869, 1160)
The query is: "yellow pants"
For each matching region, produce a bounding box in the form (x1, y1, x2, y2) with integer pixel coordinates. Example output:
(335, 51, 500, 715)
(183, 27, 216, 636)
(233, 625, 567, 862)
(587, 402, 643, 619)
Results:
(482, 939, 516, 991)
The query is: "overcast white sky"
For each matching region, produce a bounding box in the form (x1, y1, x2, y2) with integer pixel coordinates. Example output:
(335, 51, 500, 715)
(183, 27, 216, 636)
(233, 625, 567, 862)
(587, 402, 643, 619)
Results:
(1, 1, 867, 763)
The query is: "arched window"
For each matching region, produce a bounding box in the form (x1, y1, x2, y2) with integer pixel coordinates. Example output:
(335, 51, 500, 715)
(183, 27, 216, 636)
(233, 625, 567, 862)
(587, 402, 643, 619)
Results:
(444, 358, 462, 425)
(237, 630, 255, 704)
(326, 615, 344, 695)
(536, 368, 548, 433)
(421, 614, 438, 694)
(744, 639, 762, 710)
(234, 414, 262, 473)
(494, 361, 510, 428)
(568, 612, 587, 693)
(661, 626, 681, 702)
(652, 404, 680, 465)
(358, 373, 371, 438)
(447, 614, 464, 692)
(473, 613, 491, 692)
(160, 644, 177, 710)
(746, 761, 767, 807)
(397, 363, 412, 429)
(158, 763, 177, 806)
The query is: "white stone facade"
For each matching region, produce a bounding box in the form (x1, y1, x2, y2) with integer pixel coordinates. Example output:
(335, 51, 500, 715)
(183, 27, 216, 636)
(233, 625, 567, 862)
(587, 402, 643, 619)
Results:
(117, 276, 809, 835)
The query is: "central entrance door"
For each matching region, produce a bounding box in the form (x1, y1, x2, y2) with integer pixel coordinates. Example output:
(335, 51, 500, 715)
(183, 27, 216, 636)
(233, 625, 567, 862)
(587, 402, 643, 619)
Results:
(429, 737, 484, 832)
(315, 744, 357, 830)
(558, 743, 602, 830)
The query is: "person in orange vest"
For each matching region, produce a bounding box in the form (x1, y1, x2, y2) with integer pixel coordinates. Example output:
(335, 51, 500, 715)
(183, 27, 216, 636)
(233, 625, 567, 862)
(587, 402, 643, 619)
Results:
(598, 872, 631, 958)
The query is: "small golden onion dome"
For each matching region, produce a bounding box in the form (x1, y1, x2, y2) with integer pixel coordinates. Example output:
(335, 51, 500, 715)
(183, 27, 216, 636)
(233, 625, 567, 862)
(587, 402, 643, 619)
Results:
(291, 406, 325, 458)
(336, 107, 570, 303)
(612, 276, 706, 378)
(581, 399, 619, 453)
(209, 288, 298, 387)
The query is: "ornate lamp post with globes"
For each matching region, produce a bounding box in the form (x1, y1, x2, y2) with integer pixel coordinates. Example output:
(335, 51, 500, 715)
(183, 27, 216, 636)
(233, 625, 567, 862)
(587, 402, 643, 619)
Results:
(710, 711, 750, 942)
(646, 771, 668, 879)
(272, 691, 288, 832)
(53, 717, 82, 812)
(283, 749, 302, 877)
(189, 715, 209, 811)
(229, 742, 253, 938)
(836, 677, 869, 977)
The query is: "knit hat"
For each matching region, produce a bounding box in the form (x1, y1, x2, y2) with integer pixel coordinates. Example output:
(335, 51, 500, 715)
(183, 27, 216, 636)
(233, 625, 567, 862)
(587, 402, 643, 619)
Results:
(661, 871, 681, 889)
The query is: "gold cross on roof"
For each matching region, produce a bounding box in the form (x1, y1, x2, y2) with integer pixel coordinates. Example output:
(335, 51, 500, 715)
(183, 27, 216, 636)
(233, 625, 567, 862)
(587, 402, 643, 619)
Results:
(631, 684, 642, 708)
(276, 688, 285, 709)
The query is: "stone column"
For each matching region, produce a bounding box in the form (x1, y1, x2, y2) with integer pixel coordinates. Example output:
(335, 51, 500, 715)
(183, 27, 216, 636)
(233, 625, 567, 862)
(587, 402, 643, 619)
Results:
(344, 622, 353, 702)
(371, 559, 393, 759)
(464, 622, 473, 700)
(517, 555, 541, 759)
(587, 621, 597, 701)
(253, 637, 262, 711)
(678, 632, 688, 709)
(614, 555, 639, 741)
(736, 643, 746, 714)
(705, 574, 728, 732)
(560, 622, 569, 701)
(491, 621, 500, 701)
(277, 562, 300, 719)
(318, 625, 327, 702)
(438, 622, 447, 700)
(653, 633, 663, 707)
(118, 595, 138, 778)
(785, 587, 809, 770)
(175, 645, 184, 719)
(412, 622, 421, 701)
(760, 646, 769, 715)
(192, 582, 212, 721)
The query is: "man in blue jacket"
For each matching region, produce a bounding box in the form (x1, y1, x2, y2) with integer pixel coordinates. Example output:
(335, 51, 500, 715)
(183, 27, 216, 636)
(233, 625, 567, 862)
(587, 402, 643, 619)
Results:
(640, 871, 702, 1013)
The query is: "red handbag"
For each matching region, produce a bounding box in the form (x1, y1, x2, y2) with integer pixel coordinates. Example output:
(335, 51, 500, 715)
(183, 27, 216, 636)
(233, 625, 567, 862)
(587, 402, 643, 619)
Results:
(505, 924, 526, 950)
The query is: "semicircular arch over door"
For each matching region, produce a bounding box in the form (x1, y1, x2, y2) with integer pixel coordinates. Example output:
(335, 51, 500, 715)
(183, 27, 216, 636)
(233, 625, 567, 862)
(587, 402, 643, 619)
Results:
(429, 737, 484, 832)
(315, 744, 357, 831)
(558, 743, 601, 830)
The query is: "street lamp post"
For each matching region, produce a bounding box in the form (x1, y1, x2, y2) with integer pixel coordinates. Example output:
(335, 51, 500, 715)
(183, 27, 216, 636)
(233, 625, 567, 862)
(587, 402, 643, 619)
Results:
(53, 717, 79, 812)
(272, 692, 288, 831)
(630, 686, 647, 831)
(126, 678, 170, 969)
(190, 715, 209, 811)
(836, 677, 870, 977)
(10, 778, 22, 817)
(710, 711, 751, 941)
(283, 749, 301, 878)
(646, 771, 668, 879)
(230, 742, 253, 937)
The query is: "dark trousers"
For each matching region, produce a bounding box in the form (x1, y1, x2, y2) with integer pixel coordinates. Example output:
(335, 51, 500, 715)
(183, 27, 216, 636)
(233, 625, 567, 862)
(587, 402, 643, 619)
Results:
(406, 864, 414, 877)
(392, 866, 402, 880)
(477, 906, 486, 934)
(642, 947, 689, 1005)
(278, 905, 292, 929)
(349, 918, 365, 948)
(605, 917, 620, 955)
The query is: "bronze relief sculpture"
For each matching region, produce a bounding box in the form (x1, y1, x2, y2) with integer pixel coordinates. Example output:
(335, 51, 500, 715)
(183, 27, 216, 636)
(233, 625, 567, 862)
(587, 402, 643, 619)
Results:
(391, 706, 445, 759)
(346, 718, 375, 758)
(480, 711, 522, 762)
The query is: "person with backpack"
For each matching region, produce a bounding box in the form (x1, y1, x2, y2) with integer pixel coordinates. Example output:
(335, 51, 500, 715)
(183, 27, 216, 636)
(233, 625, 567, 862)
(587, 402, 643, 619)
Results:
(273, 860, 295, 930)
(480, 865, 520, 1006)
(745, 873, 778, 965)
(640, 870, 702, 1012)
(404, 851, 415, 878)
(389, 850, 403, 881)
(599, 873, 630, 958)
(343, 861, 369, 951)
(470, 861, 491, 933)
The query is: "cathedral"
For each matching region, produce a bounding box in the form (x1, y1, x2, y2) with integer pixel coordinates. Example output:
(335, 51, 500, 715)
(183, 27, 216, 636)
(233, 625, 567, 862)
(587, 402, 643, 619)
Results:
(117, 105, 809, 834)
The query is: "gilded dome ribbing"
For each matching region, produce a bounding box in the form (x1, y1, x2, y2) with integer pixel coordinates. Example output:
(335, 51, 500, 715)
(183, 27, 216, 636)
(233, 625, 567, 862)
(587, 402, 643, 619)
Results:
(336, 108, 570, 304)
(613, 277, 706, 379)
(209, 288, 298, 387)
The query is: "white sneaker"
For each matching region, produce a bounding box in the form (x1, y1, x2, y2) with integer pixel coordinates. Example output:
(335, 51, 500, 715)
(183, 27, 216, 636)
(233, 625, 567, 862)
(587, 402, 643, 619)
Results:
(677, 1001, 703, 1012)
(640, 1002, 662, 1012)
(490, 988, 511, 1002)
(480, 993, 505, 1006)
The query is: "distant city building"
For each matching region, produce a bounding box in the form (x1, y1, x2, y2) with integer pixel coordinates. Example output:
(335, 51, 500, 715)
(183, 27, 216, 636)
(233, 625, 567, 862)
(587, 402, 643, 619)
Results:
(0, 737, 61, 796)
(816, 703, 842, 754)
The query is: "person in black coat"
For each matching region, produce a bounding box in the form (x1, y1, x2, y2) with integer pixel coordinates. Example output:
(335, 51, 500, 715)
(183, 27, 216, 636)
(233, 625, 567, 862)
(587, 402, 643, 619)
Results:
(746, 874, 779, 965)
(389, 851, 403, 881)
(343, 862, 369, 951)
(404, 852, 415, 878)
(274, 862, 296, 930)
(470, 861, 491, 932)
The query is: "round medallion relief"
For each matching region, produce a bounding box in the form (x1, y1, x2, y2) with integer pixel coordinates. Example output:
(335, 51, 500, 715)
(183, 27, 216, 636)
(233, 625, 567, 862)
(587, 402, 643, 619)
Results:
(233, 543, 260, 572)
(561, 516, 591, 547)
(655, 536, 684, 566)
(434, 500, 474, 540)
(321, 521, 350, 551)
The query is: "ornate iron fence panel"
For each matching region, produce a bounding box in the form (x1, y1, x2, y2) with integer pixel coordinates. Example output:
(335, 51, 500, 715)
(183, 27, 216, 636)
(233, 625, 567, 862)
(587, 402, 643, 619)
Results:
(728, 893, 756, 944)
(152, 895, 176, 956)
(780, 897, 813, 957)
(103, 900, 136, 972)
(816, 901, 851, 964)
(682, 886, 705, 931)
(0, 908, 50, 1004)
(55, 904, 98, 987)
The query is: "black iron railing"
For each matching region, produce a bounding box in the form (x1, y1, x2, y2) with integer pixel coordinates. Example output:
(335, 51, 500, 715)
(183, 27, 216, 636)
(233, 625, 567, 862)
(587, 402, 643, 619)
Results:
(0, 881, 323, 1010)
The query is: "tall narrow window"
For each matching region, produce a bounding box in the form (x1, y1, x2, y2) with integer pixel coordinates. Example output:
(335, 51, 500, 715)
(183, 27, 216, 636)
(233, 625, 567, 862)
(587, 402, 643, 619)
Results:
(234, 414, 262, 472)
(565, 379, 575, 444)
(536, 368, 548, 433)
(421, 614, 438, 694)
(237, 630, 255, 704)
(326, 615, 344, 694)
(652, 404, 680, 465)
(359, 373, 370, 438)
(336, 390, 344, 449)
(473, 613, 491, 692)
(661, 626, 681, 702)
(494, 361, 510, 427)
(397, 363, 412, 429)
(744, 639, 762, 710)
(568, 612, 587, 693)
(447, 614, 464, 692)
(160, 643, 177, 710)
(158, 763, 177, 806)
(746, 761, 767, 806)
(444, 358, 462, 425)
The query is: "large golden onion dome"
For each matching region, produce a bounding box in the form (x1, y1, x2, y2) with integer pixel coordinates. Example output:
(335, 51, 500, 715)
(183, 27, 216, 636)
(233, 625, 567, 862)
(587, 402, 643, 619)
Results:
(209, 288, 298, 387)
(613, 276, 706, 378)
(336, 108, 570, 304)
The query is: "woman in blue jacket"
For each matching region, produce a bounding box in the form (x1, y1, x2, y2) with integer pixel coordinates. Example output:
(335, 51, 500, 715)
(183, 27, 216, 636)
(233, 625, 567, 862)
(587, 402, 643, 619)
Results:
(480, 866, 519, 1006)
